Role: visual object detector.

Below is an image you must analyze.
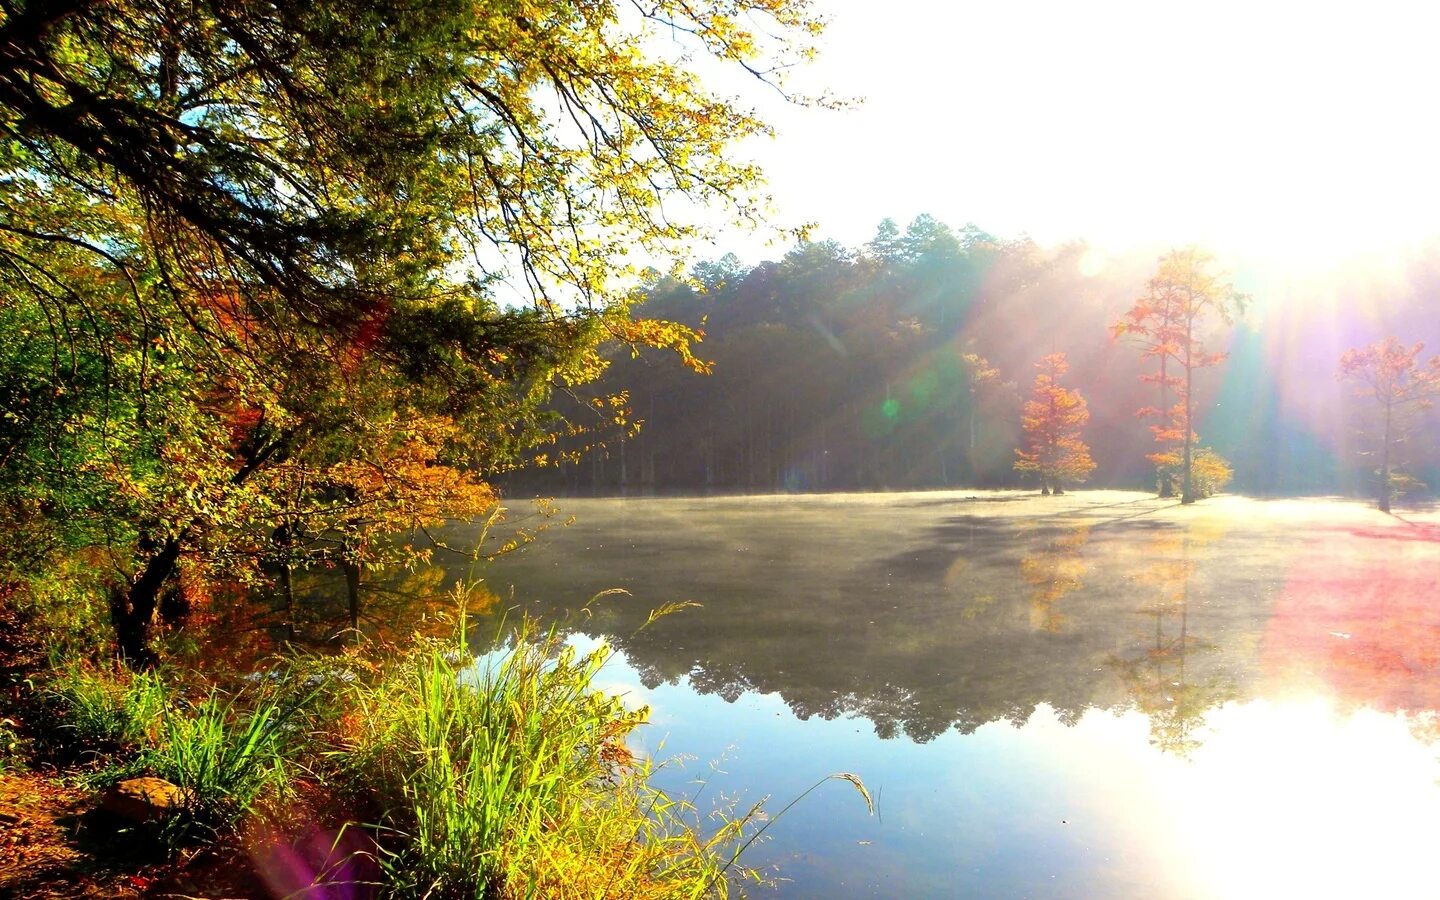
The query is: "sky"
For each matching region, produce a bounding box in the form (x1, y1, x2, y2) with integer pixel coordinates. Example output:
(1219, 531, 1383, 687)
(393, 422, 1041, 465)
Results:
(716, 0, 1440, 274)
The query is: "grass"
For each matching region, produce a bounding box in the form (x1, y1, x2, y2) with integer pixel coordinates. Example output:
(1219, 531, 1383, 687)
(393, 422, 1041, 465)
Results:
(43, 664, 168, 752)
(143, 689, 299, 846)
(325, 614, 776, 898)
(5, 583, 870, 897)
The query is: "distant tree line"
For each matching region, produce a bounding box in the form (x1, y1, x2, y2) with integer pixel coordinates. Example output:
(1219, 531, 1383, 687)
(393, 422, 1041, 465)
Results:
(504, 215, 1440, 502)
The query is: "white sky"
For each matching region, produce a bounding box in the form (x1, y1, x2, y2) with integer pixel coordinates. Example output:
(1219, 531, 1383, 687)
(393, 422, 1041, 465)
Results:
(717, 0, 1440, 270)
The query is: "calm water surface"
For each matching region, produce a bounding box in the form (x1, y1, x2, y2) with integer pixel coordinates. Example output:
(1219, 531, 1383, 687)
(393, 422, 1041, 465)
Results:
(453, 490, 1440, 898)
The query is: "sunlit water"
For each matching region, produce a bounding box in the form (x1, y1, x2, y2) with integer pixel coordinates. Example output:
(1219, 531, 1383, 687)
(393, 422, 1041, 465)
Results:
(439, 491, 1440, 898)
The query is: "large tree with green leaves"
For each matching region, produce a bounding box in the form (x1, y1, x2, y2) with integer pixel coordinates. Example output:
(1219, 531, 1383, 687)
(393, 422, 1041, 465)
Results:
(0, 0, 825, 661)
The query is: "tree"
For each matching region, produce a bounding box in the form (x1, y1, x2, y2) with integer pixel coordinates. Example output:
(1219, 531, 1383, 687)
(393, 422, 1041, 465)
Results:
(1112, 248, 1242, 504)
(0, 0, 826, 662)
(957, 350, 1007, 482)
(1014, 354, 1095, 495)
(1112, 271, 1184, 497)
(1338, 337, 1440, 513)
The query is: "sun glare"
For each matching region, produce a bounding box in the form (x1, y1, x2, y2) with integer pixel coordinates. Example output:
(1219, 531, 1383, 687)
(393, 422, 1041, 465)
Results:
(745, 0, 1440, 272)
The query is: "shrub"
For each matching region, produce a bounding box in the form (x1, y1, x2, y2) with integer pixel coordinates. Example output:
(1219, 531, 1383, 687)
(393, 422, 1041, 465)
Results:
(0, 717, 22, 772)
(1190, 447, 1234, 499)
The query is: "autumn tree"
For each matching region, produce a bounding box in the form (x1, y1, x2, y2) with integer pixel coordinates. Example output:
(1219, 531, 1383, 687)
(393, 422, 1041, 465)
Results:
(1338, 337, 1440, 513)
(0, 0, 827, 662)
(1113, 248, 1243, 504)
(1014, 354, 1095, 495)
(1112, 270, 1184, 497)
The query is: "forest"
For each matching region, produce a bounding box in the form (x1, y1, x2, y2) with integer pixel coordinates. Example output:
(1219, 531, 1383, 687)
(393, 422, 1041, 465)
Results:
(0, 1, 875, 896)
(509, 216, 1440, 503)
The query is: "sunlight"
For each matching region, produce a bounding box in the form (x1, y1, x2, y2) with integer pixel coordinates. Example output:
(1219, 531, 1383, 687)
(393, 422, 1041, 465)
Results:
(994, 701, 1440, 898)
(746, 0, 1440, 270)
(1177, 701, 1440, 899)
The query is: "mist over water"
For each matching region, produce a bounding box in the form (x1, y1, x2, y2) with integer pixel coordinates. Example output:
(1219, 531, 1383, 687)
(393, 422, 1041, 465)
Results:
(444, 491, 1440, 897)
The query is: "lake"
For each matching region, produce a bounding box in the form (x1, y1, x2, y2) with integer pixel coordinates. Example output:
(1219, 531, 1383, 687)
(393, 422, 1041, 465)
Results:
(446, 490, 1440, 898)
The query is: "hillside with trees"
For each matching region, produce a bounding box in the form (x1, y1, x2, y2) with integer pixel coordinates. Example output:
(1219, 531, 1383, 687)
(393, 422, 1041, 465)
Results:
(507, 217, 1440, 499)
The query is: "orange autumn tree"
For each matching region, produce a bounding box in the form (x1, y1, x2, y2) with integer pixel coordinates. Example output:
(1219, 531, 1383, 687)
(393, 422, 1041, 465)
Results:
(1112, 247, 1243, 504)
(1014, 354, 1096, 495)
(1338, 337, 1440, 513)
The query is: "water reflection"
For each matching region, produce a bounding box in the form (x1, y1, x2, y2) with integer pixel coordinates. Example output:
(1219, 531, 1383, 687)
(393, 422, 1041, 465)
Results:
(469, 495, 1253, 746)
(1107, 527, 1236, 756)
(1017, 523, 1091, 633)
(250, 492, 1440, 896)
(281, 493, 1440, 755)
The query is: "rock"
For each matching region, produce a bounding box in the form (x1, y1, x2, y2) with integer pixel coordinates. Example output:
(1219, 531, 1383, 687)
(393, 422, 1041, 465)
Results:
(100, 777, 183, 823)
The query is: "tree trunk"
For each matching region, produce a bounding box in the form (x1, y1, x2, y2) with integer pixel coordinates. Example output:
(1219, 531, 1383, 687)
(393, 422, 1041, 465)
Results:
(1158, 355, 1174, 498)
(1180, 316, 1197, 504)
(340, 557, 362, 641)
(111, 535, 182, 667)
(1380, 395, 1393, 513)
(274, 523, 297, 641)
(109, 423, 289, 666)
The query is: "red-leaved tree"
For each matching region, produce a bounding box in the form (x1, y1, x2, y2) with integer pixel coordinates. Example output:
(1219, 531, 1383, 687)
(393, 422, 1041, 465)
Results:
(1112, 247, 1242, 504)
(1338, 337, 1440, 513)
(1014, 354, 1096, 495)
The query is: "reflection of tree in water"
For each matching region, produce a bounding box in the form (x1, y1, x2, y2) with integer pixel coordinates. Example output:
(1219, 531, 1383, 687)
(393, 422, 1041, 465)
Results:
(254, 563, 500, 648)
(1108, 526, 1235, 756)
(545, 516, 1121, 744)
(456, 507, 1295, 747)
(1017, 524, 1091, 633)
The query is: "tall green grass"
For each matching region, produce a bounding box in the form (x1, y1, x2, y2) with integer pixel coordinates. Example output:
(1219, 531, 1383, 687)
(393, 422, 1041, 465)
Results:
(329, 618, 777, 898)
(143, 689, 298, 845)
(44, 665, 167, 751)
(15, 586, 870, 895)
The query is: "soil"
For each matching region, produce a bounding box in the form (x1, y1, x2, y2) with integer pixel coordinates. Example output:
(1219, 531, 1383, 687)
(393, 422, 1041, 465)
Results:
(0, 601, 266, 899)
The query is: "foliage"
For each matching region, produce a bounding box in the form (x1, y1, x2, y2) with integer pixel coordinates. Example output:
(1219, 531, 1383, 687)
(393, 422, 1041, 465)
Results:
(509, 218, 1046, 494)
(1112, 247, 1243, 503)
(1013, 354, 1095, 494)
(0, 717, 21, 772)
(1338, 337, 1440, 512)
(1188, 447, 1234, 498)
(1148, 446, 1234, 499)
(0, 0, 828, 662)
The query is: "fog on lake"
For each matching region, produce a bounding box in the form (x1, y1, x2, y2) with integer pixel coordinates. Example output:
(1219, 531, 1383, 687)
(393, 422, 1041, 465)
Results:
(392, 490, 1440, 898)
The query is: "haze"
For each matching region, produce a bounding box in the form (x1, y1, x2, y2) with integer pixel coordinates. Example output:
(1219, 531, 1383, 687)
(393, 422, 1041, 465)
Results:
(741, 0, 1440, 271)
